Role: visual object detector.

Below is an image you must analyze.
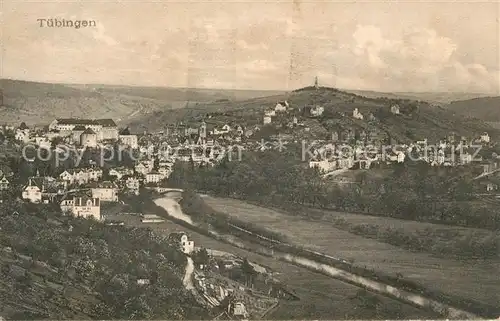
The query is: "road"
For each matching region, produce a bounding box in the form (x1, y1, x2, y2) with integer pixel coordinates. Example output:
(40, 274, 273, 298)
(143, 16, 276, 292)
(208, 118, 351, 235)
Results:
(183, 257, 195, 290)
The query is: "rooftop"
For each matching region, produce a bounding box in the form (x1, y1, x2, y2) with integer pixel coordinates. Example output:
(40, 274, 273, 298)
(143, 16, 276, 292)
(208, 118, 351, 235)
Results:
(56, 118, 117, 127)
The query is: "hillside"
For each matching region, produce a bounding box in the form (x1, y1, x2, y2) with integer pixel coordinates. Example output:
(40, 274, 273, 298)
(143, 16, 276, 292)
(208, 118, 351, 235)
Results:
(0, 200, 208, 319)
(346, 90, 492, 105)
(132, 86, 500, 141)
(447, 96, 500, 122)
(0, 79, 284, 127)
(69, 84, 284, 102)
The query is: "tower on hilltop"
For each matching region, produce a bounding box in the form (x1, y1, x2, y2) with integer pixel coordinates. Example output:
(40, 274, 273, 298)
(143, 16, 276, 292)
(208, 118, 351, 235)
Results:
(314, 76, 319, 89)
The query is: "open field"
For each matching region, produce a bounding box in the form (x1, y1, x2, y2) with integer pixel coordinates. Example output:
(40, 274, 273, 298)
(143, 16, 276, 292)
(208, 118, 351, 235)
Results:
(104, 212, 437, 319)
(308, 207, 497, 236)
(203, 196, 500, 308)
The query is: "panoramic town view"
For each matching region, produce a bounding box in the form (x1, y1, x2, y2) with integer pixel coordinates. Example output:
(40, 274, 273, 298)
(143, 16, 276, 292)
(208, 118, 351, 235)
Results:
(0, 0, 499, 320)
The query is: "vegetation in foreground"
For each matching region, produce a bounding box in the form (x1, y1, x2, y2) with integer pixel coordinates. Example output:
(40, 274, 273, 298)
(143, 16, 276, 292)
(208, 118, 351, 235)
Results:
(0, 199, 208, 320)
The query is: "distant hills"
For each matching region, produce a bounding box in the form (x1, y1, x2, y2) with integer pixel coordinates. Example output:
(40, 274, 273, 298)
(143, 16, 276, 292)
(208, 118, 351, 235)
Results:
(446, 97, 500, 126)
(2, 78, 499, 141)
(0, 79, 284, 127)
(345, 90, 493, 105)
(130, 86, 500, 142)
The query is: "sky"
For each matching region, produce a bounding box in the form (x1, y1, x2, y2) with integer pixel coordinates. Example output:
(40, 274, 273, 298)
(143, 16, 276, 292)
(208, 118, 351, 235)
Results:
(1, 0, 499, 93)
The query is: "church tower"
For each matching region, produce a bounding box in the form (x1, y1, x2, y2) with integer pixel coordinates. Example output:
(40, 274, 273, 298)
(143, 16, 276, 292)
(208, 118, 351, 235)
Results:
(314, 76, 319, 89)
(198, 121, 207, 139)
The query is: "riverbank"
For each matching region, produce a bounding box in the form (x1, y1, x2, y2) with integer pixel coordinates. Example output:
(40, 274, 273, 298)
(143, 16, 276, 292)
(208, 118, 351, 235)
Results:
(183, 193, 499, 318)
(111, 195, 437, 319)
(151, 193, 489, 319)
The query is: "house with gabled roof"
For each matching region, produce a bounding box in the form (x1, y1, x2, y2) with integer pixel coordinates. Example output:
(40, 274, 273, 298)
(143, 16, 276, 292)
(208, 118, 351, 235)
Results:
(0, 176, 9, 191)
(22, 178, 42, 203)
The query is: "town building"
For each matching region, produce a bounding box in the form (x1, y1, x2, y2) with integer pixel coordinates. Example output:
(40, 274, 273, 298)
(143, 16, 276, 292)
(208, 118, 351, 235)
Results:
(228, 301, 249, 319)
(310, 105, 324, 117)
(480, 132, 490, 143)
(21, 178, 42, 203)
(15, 129, 30, 143)
(119, 128, 138, 149)
(352, 108, 364, 120)
(263, 116, 272, 125)
(80, 128, 98, 147)
(264, 109, 276, 117)
(275, 101, 289, 112)
(0, 176, 9, 191)
(49, 118, 118, 141)
(108, 167, 134, 180)
(59, 167, 103, 185)
(168, 232, 195, 254)
(91, 181, 118, 202)
(68, 125, 84, 141)
(135, 161, 153, 175)
(211, 124, 231, 136)
(125, 176, 141, 193)
(60, 197, 101, 221)
(390, 104, 400, 115)
(145, 171, 163, 184)
(309, 160, 337, 173)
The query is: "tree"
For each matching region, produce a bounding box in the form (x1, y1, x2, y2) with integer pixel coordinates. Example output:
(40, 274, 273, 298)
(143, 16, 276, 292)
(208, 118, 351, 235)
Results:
(192, 248, 210, 266)
(1, 263, 10, 277)
(240, 258, 257, 288)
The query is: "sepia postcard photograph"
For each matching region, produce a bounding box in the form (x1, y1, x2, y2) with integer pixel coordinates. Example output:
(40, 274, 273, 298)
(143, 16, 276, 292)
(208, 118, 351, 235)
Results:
(0, 0, 499, 320)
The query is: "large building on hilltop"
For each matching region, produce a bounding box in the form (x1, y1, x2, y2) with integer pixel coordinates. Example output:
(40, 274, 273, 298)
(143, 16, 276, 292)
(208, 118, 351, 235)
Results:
(49, 118, 119, 141)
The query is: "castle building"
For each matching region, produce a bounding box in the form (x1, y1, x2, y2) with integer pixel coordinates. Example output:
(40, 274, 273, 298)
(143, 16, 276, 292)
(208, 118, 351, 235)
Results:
(49, 118, 118, 141)
(80, 128, 98, 147)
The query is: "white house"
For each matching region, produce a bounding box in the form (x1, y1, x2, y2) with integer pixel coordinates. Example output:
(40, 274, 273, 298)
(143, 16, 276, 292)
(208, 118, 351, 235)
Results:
(60, 197, 101, 221)
(309, 160, 336, 173)
(91, 181, 118, 202)
(15, 129, 30, 143)
(213, 124, 231, 135)
(397, 151, 406, 163)
(228, 301, 249, 318)
(145, 171, 163, 184)
(119, 134, 138, 149)
(310, 105, 324, 117)
(158, 167, 172, 179)
(353, 108, 364, 120)
(264, 109, 276, 117)
(108, 167, 134, 180)
(59, 168, 103, 185)
(22, 178, 42, 203)
(135, 161, 153, 175)
(0, 176, 10, 191)
(480, 132, 490, 143)
(126, 177, 141, 193)
(263, 116, 272, 125)
(274, 101, 289, 112)
(390, 104, 400, 115)
(168, 232, 194, 254)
